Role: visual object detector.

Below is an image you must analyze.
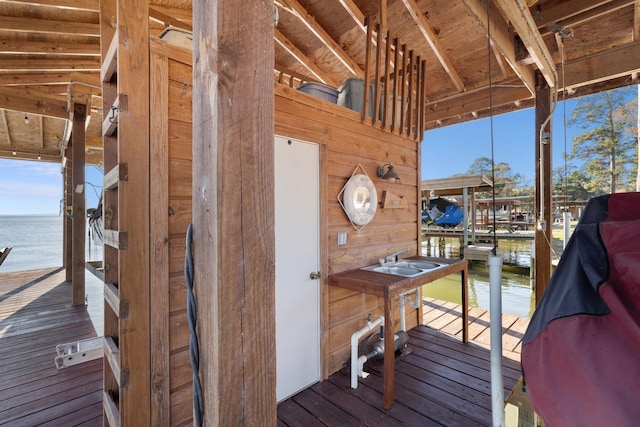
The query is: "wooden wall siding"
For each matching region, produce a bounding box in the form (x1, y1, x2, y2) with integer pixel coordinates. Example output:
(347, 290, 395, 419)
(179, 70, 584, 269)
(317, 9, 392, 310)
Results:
(274, 84, 422, 377)
(149, 38, 193, 426)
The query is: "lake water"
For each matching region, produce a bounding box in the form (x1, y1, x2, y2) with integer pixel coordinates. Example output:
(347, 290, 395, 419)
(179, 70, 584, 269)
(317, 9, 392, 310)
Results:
(422, 237, 536, 318)
(0, 215, 103, 273)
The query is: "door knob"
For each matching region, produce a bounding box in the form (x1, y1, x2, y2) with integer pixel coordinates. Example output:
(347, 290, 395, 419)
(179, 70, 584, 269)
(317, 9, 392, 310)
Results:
(309, 271, 321, 280)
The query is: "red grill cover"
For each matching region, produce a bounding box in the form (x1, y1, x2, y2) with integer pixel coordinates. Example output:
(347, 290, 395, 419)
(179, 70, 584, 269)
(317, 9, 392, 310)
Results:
(522, 193, 640, 426)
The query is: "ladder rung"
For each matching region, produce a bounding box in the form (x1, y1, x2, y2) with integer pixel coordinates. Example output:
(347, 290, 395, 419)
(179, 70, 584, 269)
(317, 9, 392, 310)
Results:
(104, 336, 122, 387)
(104, 281, 120, 318)
(101, 32, 119, 83)
(104, 229, 128, 250)
(103, 389, 121, 427)
(104, 163, 128, 191)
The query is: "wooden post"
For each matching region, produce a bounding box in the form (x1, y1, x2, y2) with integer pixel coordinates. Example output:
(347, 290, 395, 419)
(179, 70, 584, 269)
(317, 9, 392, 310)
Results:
(63, 148, 73, 281)
(534, 70, 553, 304)
(193, 0, 276, 425)
(71, 103, 86, 306)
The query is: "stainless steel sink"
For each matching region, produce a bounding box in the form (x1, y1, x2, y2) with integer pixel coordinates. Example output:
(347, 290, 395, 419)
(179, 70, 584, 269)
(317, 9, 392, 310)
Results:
(361, 259, 444, 277)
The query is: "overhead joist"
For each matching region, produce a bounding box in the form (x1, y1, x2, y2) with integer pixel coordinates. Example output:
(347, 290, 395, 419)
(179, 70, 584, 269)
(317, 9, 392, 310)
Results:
(400, 0, 466, 92)
(529, 0, 628, 29)
(493, 0, 556, 88)
(425, 84, 531, 123)
(0, 16, 100, 37)
(0, 58, 101, 72)
(462, 0, 536, 95)
(0, 40, 100, 56)
(635, 0, 640, 41)
(336, 0, 366, 32)
(278, 0, 363, 77)
(561, 41, 640, 89)
(275, 28, 338, 86)
(149, 6, 192, 31)
(0, 72, 97, 86)
(0, 87, 68, 119)
(538, 0, 634, 36)
(7, 0, 99, 11)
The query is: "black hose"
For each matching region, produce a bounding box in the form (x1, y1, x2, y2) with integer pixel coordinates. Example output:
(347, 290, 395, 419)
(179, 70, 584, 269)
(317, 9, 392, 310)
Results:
(185, 223, 203, 426)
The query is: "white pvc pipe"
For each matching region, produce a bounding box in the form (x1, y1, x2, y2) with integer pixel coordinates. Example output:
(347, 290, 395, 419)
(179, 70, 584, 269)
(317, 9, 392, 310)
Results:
(563, 211, 571, 249)
(399, 288, 421, 332)
(350, 316, 384, 388)
(488, 255, 505, 427)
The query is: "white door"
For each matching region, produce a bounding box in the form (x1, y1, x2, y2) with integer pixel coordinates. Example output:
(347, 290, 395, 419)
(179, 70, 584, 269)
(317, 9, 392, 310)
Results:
(275, 136, 321, 402)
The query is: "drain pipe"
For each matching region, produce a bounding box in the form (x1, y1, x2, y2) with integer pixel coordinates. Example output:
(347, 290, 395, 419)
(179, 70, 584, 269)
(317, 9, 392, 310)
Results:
(399, 288, 421, 332)
(488, 255, 505, 427)
(351, 316, 384, 389)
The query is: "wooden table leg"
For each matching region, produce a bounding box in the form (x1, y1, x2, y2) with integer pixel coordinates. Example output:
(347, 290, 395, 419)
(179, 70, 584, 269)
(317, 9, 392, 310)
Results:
(461, 261, 469, 343)
(383, 296, 394, 409)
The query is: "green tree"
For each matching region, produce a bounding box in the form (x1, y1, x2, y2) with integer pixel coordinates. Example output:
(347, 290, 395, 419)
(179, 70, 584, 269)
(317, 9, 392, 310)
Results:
(553, 165, 593, 200)
(464, 157, 531, 197)
(568, 87, 637, 194)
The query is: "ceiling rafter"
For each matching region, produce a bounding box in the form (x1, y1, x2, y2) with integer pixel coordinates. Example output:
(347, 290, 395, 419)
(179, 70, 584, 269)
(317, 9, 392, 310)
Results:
(0, 39, 100, 56)
(530, 0, 623, 28)
(336, 0, 366, 33)
(0, 72, 97, 86)
(634, 0, 640, 41)
(0, 16, 100, 37)
(493, 0, 556, 88)
(399, 0, 466, 92)
(7, 0, 99, 11)
(0, 57, 101, 72)
(462, 0, 535, 95)
(278, 0, 363, 78)
(538, 0, 633, 36)
(274, 28, 338, 86)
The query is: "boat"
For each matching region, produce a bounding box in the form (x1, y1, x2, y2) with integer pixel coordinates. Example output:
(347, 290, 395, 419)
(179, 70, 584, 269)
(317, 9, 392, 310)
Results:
(0, 245, 13, 267)
(422, 197, 464, 227)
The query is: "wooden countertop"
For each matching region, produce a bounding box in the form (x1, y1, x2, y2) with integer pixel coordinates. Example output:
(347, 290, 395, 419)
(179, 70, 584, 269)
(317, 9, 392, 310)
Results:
(329, 256, 467, 298)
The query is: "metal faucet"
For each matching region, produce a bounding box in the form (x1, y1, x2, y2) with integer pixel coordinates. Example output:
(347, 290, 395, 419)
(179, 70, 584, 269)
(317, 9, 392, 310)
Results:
(381, 248, 410, 265)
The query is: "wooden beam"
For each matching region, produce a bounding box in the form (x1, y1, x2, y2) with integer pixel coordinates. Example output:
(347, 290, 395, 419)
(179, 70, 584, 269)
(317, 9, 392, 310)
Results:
(400, 0, 466, 92)
(0, 16, 100, 36)
(425, 84, 532, 123)
(274, 28, 338, 86)
(463, 0, 536, 95)
(279, 0, 363, 77)
(538, 0, 634, 36)
(0, 40, 100, 56)
(379, 0, 388, 35)
(0, 57, 101, 72)
(634, 0, 640, 41)
(562, 41, 640, 89)
(0, 87, 68, 119)
(493, 0, 556, 88)
(38, 115, 44, 148)
(0, 72, 96, 86)
(0, 110, 10, 146)
(148, 6, 192, 31)
(7, 0, 99, 10)
(336, 0, 366, 32)
(534, 70, 552, 304)
(529, 0, 623, 28)
(194, 0, 276, 424)
(71, 103, 86, 306)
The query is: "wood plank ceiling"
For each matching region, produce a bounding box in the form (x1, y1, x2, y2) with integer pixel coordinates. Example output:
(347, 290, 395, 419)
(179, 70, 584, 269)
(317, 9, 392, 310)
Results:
(1, 0, 639, 165)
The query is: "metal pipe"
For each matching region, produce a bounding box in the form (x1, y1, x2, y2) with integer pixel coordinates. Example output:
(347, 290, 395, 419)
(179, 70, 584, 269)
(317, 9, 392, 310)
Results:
(563, 211, 571, 249)
(488, 255, 504, 427)
(399, 288, 421, 332)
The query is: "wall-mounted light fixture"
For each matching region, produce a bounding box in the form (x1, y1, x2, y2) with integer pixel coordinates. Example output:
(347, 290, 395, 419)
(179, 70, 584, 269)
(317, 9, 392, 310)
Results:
(24, 115, 29, 124)
(12, 147, 16, 155)
(377, 164, 400, 183)
(37, 153, 41, 160)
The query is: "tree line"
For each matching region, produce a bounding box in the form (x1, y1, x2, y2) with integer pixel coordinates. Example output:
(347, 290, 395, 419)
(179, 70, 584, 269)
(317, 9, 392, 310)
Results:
(455, 86, 638, 200)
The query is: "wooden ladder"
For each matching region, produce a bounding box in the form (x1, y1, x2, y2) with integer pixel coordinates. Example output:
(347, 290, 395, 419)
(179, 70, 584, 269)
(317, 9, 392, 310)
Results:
(99, 1, 151, 425)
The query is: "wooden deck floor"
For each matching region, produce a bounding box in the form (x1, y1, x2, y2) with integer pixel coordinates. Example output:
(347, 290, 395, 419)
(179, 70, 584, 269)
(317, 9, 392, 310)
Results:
(1, 268, 530, 426)
(277, 299, 529, 426)
(0, 267, 103, 426)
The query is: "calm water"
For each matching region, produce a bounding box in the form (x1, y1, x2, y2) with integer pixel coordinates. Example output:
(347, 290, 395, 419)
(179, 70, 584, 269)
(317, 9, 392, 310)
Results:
(0, 215, 102, 273)
(422, 237, 536, 318)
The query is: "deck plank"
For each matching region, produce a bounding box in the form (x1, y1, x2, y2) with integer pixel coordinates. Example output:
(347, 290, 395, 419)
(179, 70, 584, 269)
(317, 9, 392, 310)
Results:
(0, 268, 103, 426)
(278, 298, 530, 426)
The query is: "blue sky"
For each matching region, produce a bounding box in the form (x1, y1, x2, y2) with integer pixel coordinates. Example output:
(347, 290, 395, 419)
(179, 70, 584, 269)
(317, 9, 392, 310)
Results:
(0, 96, 589, 215)
(422, 98, 579, 184)
(0, 160, 103, 215)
